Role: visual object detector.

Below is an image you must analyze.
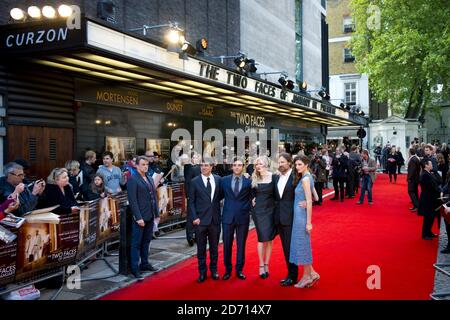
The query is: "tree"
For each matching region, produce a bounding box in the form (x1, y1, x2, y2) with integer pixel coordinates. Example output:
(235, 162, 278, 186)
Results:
(349, 0, 450, 118)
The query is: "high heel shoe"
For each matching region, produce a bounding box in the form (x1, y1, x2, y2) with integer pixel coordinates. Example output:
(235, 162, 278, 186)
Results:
(294, 273, 320, 288)
(307, 273, 320, 287)
(264, 264, 269, 278)
(259, 266, 267, 279)
(294, 277, 311, 288)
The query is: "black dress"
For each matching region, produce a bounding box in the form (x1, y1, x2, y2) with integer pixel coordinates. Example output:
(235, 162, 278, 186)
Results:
(41, 184, 78, 215)
(252, 175, 276, 242)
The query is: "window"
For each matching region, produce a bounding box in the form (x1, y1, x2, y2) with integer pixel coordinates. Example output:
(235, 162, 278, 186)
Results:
(344, 48, 355, 62)
(344, 82, 357, 105)
(343, 16, 355, 33)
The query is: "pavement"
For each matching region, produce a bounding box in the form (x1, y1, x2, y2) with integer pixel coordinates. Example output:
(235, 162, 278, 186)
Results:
(431, 218, 450, 300)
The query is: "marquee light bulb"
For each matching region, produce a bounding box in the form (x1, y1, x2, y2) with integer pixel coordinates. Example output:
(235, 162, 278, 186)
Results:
(42, 6, 56, 18)
(10, 8, 25, 21)
(167, 29, 181, 44)
(27, 6, 41, 18)
(58, 4, 72, 17)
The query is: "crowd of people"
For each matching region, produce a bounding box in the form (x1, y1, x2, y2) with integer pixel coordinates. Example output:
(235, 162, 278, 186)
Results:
(1, 137, 449, 288)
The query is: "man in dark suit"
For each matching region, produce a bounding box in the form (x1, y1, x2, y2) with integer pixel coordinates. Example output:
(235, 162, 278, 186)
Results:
(184, 152, 202, 246)
(221, 157, 253, 280)
(407, 148, 421, 212)
(127, 156, 160, 280)
(273, 153, 298, 286)
(189, 160, 222, 283)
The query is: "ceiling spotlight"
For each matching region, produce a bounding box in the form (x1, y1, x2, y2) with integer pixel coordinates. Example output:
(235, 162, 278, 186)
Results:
(278, 76, 287, 87)
(196, 38, 208, 51)
(42, 6, 56, 18)
(167, 29, 182, 44)
(345, 105, 351, 111)
(27, 6, 41, 19)
(58, 4, 73, 17)
(360, 111, 365, 116)
(339, 103, 346, 108)
(318, 89, 330, 100)
(234, 56, 246, 69)
(286, 80, 295, 90)
(181, 41, 197, 55)
(10, 8, 26, 21)
(299, 80, 307, 91)
(243, 59, 257, 73)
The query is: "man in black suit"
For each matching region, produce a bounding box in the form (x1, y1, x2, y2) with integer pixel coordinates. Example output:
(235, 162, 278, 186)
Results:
(127, 156, 160, 280)
(407, 148, 421, 212)
(189, 160, 222, 282)
(221, 158, 253, 280)
(184, 152, 202, 246)
(273, 153, 298, 286)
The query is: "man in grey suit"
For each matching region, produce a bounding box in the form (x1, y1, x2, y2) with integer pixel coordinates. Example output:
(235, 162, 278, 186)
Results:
(356, 150, 377, 205)
(127, 156, 160, 280)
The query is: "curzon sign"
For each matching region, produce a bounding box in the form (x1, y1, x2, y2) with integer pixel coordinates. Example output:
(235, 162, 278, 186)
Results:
(5, 28, 69, 48)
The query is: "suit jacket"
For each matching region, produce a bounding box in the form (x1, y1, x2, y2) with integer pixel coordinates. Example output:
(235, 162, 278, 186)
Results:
(274, 172, 295, 226)
(41, 184, 78, 215)
(407, 155, 421, 184)
(188, 174, 222, 226)
(183, 164, 201, 196)
(364, 158, 378, 183)
(127, 172, 159, 222)
(221, 174, 253, 225)
(419, 170, 441, 215)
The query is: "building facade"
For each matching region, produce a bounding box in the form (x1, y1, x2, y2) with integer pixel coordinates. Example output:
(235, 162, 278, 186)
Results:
(0, 1, 360, 177)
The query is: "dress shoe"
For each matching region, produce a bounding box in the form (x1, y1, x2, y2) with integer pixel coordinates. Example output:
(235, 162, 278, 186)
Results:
(222, 272, 231, 280)
(441, 247, 450, 254)
(356, 201, 363, 205)
(259, 266, 268, 279)
(140, 264, 159, 272)
(187, 238, 195, 246)
(131, 271, 144, 281)
(211, 272, 220, 280)
(236, 272, 246, 280)
(197, 273, 206, 283)
(330, 197, 338, 201)
(422, 236, 434, 240)
(280, 278, 296, 286)
(409, 207, 417, 211)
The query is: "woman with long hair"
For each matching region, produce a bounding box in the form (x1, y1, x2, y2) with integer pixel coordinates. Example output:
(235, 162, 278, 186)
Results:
(386, 147, 398, 183)
(290, 155, 320, 288)
(251, 156, 276, 279)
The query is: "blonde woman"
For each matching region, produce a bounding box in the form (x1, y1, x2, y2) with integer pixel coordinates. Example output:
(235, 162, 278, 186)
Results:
(43, 168, 79, 215)
(251, 156, 276, 279)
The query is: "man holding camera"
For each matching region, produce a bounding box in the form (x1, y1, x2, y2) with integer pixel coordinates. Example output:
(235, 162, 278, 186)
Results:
(356, 150, 377, 205)
(0, 162, 46, 216)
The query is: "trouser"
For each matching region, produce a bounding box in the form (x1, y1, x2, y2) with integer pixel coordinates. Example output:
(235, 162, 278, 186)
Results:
(325, 170, 330, 188)
(397, 165, 402, 174)
(315, 182, 324, 203)
(276, 224, 298, 281)
(422, 212, 437, 237)
(130, 219, 154, 272)
(346, 173, 355, 197)
(407, 180, 420, 209)
(196, 223, 221, 275)
(389, 172, 397, 182)
(359, 175, 373, 203)
(186, 201, 195, 241)
(222, 222, 249, 273)
(445, 219, 450, 247)
(333, 177, 345, 200)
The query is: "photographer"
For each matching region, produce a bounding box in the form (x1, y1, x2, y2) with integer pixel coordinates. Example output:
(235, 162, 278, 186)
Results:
(310, 151, 327, 205)
(330, 148, 348, 202)
(0, 162, 45, 216)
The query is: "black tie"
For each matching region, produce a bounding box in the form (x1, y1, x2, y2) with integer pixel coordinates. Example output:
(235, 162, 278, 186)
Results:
(234, 177, 240, 196)
(206, 177, 212, 200)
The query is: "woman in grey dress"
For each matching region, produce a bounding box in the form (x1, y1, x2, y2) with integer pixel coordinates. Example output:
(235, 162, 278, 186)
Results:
(251, 156, 276, 279)
(290, 155, 320, 288)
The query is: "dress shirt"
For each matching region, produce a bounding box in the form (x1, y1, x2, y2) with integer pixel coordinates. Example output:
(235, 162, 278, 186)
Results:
(277, 168, 292, 198)
(201, 174, 215, 201)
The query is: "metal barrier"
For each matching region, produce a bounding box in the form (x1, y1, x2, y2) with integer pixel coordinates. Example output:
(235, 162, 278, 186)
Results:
(430, 263, 450, 300)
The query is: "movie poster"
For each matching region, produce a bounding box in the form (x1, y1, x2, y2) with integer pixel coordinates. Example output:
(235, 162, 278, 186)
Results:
(0, 226, 18, 286)
(157, 183, 186, 224)
(106, 136, 136, 165)
(145, 139, 170, 159)
(15, 213, 79, 281)
(95, 197, 120, 246)
(77, 200, 99, 258)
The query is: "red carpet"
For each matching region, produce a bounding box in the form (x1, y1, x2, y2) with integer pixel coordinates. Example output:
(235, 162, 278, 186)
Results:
(103, 174, 438, 300)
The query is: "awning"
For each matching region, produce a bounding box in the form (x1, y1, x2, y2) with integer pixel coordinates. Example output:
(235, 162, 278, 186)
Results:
(0, 16, 365, 127)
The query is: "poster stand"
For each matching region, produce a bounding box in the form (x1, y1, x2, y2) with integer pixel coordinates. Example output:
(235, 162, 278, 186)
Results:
(78, 242, 119, 282)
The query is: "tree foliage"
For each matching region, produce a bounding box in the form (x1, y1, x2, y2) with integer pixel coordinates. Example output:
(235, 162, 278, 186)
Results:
(349, 0, 450, 117)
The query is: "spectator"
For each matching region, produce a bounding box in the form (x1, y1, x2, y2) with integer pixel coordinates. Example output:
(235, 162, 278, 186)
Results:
(42, 168, 79, 215)
(97, 151, 126, 194)
(437, 153, 448, 185)
(386, 147, 399, 183)
(396, 147, 405, 174)
(0, 185, 21, 220)
(321, 149, 332, 189)
(0, 162, 45, 216)
(407, 148, 421, 212)
(81, 174, 106, 201)
(330, 149, 348, 202)
(356, 150, 377, 205)
(12, 158, 32, 184)
(80, 150, 97, 187)
(65, 160, 83, 197)
(150, 152, 164, 174)
(418, 159, 441, 240)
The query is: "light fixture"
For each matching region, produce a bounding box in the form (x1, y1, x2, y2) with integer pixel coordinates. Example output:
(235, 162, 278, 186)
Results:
(299, 80, 308, 91)
(196, 38, 208, 54)
(10, 8, 26, 21)
(318, 89, 330, 100)
(105, 120, 111, 125)
(95, 120, 102, 124)
(278, 76, 294, 90)
(97, 0, 116, 23)
(27, 6, 41, 19)
(167, 29, 183, 44)
(42, 6, 56, 18)
(234, 56, 246, 69)
(58, 5, 73, 18)
(339, 102, 346, 109)
(243, 59, 257, 73)
(181, 41, 197, 55)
